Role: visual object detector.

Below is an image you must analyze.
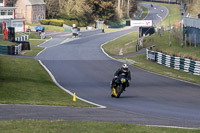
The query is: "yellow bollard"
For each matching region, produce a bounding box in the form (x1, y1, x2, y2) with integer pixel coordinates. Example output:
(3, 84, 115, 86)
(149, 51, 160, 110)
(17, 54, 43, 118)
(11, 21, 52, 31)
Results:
(73, 93, 76, 102)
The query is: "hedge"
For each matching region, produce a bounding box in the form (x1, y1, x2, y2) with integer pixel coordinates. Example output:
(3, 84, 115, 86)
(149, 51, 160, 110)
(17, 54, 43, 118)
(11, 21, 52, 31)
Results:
(40, 19, 49, 25)
(40, 19, 64, 27)
(40, 19, 87, 27)
(49, 19, 64, 26)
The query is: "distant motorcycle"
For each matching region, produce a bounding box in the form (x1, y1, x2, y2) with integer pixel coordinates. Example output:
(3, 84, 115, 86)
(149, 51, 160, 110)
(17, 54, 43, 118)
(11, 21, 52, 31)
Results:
(151, 4, 153, 7)
(111, 73, 127, 98)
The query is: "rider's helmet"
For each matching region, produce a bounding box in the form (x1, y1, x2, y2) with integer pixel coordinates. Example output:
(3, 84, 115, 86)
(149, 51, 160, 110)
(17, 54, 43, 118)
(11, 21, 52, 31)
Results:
(121, 64, 128, 72)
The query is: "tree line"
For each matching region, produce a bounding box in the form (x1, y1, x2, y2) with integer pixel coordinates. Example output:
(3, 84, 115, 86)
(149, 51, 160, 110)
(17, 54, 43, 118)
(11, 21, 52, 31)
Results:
(44, 0, 138, 24)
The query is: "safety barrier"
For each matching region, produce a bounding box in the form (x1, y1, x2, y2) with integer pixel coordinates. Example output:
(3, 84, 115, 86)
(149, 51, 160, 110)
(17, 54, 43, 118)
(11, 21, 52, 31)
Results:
(14, 43, 22, 55)
(146, 48, 200, 76)
(15, 35, 29, 41)
(0, 45, 8, 54)
(0, 43, 23, 55)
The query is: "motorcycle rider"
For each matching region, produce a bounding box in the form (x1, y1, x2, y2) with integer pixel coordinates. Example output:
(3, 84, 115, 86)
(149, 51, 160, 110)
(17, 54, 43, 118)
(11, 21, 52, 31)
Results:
(111, 64, 131, 90)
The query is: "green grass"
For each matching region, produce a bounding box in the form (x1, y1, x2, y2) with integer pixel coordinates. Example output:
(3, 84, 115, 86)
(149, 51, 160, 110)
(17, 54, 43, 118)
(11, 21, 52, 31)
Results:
(27, 33, 41, 39)
(139, 6, 148, 20)
(0, 120, 199, 133)
(102, 32, 139, 56)
(0, 56, 93, 107)
(0, 40, 18, 46)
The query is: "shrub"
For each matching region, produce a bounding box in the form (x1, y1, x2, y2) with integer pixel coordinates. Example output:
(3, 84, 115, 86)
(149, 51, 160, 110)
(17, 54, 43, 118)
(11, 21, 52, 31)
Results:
(40, 19, 50, 25)
(49, 19, 64, 27)
(40, 19, 64, 27)
(64, 20, 87, 27)
(64, 20, 78, 27)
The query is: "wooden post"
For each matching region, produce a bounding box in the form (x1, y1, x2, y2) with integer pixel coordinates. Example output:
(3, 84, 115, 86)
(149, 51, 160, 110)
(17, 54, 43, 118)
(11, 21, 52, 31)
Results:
(180, 22, 183, 48)
(195, 33, 196, 48)
(189, 34, 191, 47)
(185, 34, 187, 47)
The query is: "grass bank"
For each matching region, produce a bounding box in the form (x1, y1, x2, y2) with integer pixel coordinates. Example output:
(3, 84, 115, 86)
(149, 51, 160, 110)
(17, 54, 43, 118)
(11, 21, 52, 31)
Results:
(0, 56, 92, 107)
(0, 120, 199, 133)
(0, 40, 18, 46)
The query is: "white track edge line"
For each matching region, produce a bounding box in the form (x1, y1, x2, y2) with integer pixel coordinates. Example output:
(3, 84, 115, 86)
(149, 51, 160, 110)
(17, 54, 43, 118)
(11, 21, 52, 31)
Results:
(38, 60, 106, 109)
(146, 125, 200, 130)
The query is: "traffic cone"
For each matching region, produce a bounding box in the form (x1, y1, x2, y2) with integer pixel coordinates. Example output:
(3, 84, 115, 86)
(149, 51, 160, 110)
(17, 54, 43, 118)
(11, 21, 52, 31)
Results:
(73, 93, 76, 102)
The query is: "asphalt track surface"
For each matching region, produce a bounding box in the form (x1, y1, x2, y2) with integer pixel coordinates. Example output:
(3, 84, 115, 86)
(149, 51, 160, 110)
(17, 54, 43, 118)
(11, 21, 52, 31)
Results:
(1, 4, 200, 128)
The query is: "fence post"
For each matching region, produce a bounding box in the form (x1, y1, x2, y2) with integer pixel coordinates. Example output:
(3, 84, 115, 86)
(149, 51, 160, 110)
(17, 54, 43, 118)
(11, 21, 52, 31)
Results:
(185, 34, 187, 47)
(189, 34, 191, 47)
(195, 33, 196, 48)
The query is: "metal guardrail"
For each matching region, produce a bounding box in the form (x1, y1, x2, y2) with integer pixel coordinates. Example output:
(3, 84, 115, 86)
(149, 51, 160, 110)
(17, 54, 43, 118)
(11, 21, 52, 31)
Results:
(146, 48, 200, 76)
(15, 35, 29, 41)
(0, 45, 8, 54)
(0, 43, 23, 55)
(14, 43, 22, 55)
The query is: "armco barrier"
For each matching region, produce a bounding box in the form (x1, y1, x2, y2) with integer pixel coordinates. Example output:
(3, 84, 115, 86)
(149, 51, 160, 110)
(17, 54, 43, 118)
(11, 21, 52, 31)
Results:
(14, 43, 22, 55)
(15, 35, 29, 41)
(0, 43, 23, 55)
(0, 45, 8, 54)
(146, 48, 200, 76)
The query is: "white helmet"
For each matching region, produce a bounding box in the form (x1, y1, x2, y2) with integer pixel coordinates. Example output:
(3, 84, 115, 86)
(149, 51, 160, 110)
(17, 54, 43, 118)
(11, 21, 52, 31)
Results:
(121, 64, 128, 72)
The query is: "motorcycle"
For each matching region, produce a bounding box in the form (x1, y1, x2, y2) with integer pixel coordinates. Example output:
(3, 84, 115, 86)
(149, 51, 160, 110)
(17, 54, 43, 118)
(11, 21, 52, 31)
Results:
(111, 73, 127, 98)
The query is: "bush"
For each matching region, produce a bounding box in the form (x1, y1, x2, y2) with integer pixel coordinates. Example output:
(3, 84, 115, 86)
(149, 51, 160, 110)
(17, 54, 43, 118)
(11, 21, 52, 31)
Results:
(41, 19, 87, 27)
(40, 19, 50, 25)
(49, 19, 64, 27)
(64, 20, 87, 27)
(40, 19, 64, 27)
(64, 20, 78, 27)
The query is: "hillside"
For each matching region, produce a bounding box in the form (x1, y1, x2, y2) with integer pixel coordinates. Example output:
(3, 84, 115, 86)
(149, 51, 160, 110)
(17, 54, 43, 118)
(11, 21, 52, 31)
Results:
(185, 0, 200, 17)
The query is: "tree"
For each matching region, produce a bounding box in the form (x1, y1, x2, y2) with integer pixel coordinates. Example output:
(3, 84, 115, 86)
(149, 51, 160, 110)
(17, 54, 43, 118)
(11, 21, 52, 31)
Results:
(59, 0, 92, 22)
(87, 0, 116, 22)
(127, 0, 130, 17)
(44, 0, 59, 18)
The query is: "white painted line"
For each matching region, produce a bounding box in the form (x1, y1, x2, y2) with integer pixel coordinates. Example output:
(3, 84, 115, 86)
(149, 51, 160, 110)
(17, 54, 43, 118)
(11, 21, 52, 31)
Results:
(36, 47, 47, 57)
(38, 60, 106, 109)
(146, 125, 200, 130)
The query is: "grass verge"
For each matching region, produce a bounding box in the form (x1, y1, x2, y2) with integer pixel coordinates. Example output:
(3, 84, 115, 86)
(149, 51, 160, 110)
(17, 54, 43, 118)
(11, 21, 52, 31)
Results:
(0, 120, 199, 133)
(102, 32, 139, 56)
(0, 40, 18, 46)
(0, 56, 93, 107)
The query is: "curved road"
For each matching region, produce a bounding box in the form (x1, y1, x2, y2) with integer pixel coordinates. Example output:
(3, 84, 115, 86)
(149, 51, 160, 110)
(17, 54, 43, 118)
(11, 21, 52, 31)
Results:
(1, 4, 200, 128)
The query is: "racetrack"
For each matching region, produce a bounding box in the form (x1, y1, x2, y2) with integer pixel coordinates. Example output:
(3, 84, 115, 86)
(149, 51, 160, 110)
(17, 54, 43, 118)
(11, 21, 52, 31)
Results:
(1, 4, 200, 128)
